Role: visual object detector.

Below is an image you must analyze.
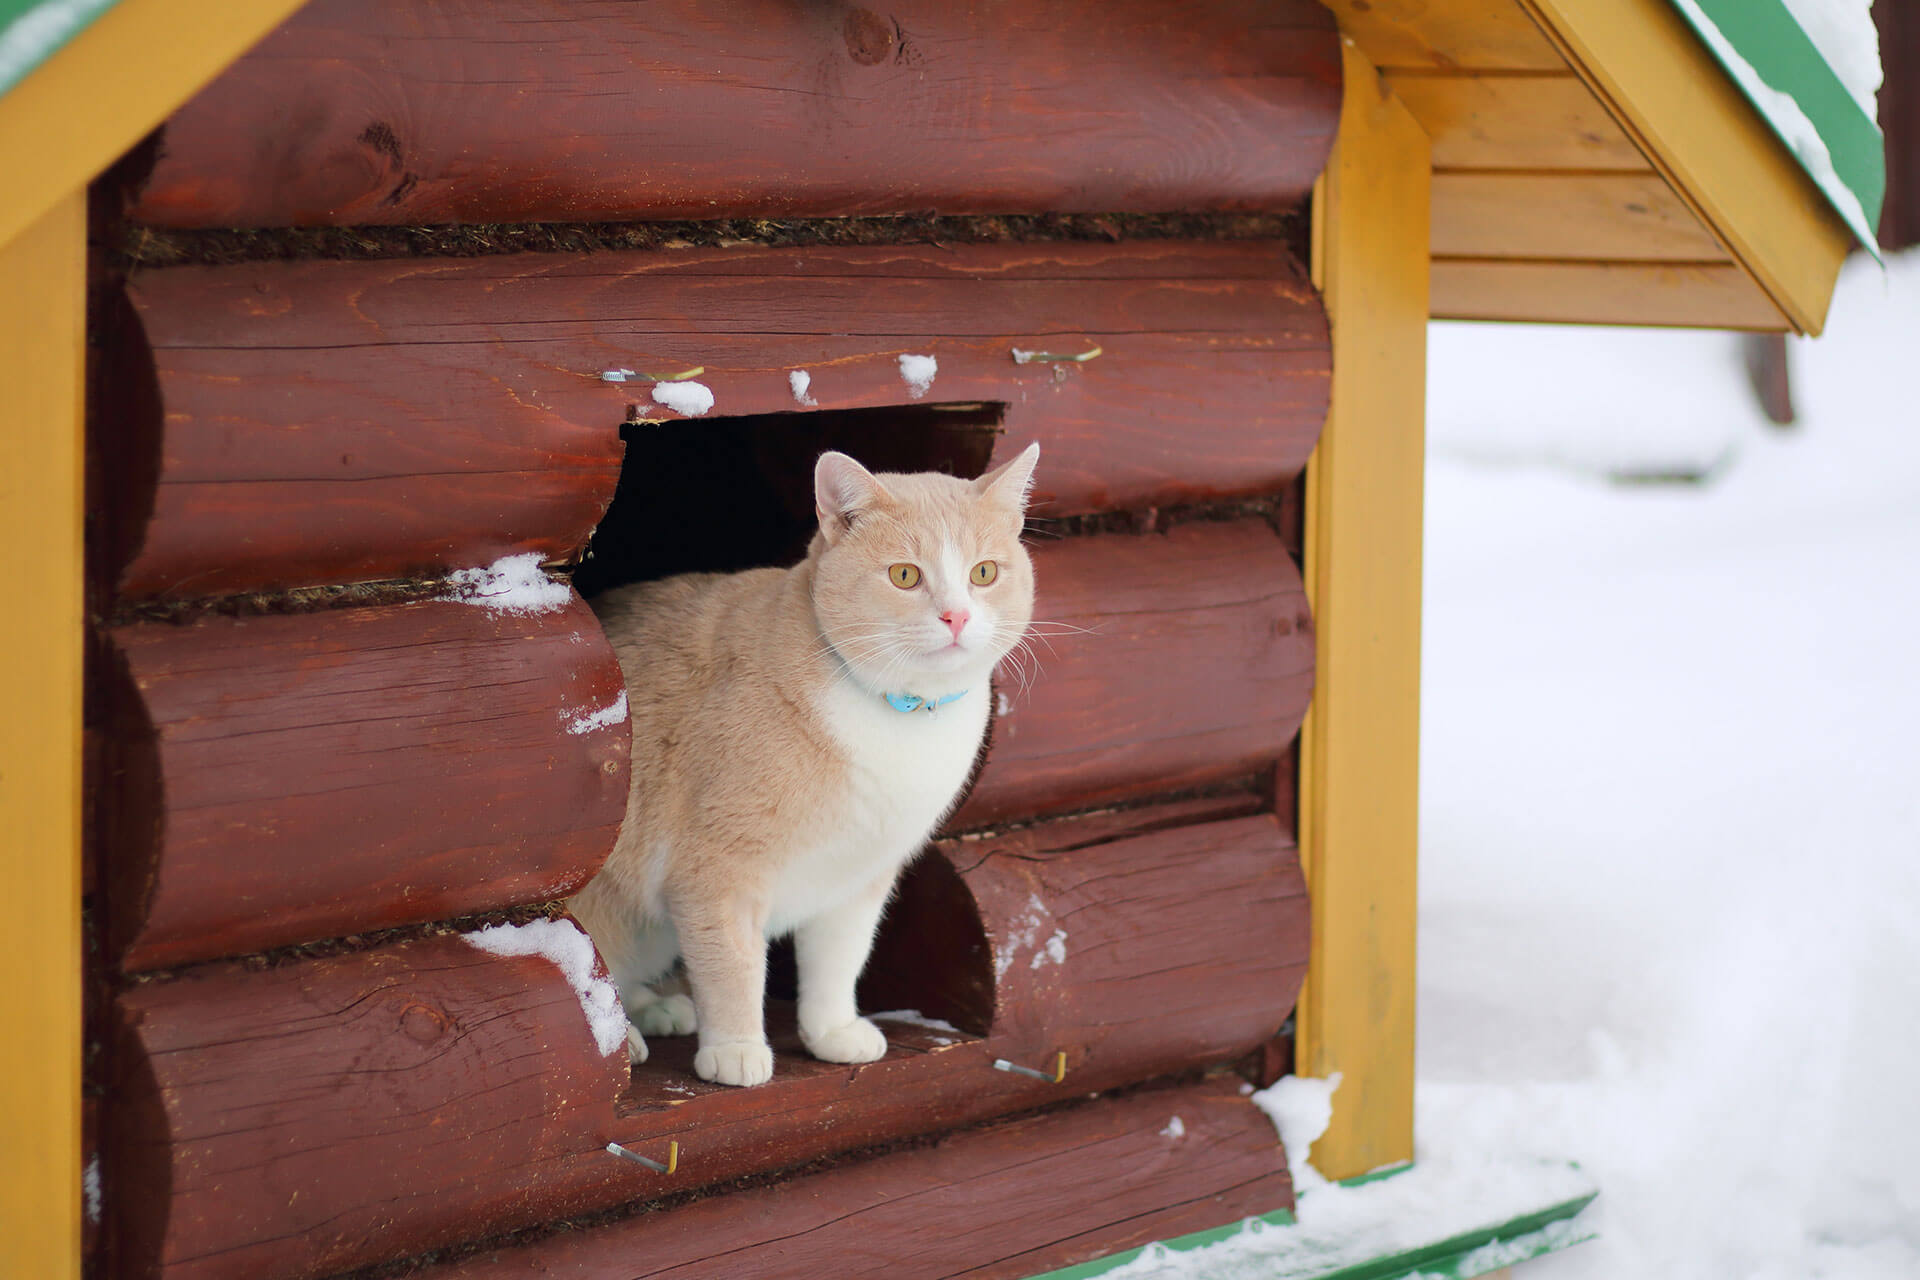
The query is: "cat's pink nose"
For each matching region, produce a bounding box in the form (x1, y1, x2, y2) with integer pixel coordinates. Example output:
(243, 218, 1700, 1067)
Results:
(940, 608, 970, 641)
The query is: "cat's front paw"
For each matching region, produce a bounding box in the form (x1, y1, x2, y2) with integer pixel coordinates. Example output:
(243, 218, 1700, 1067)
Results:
(626, 1023, 649, 1065)
(634, 993, 697, 1037)
(801, 1016, 888, 1064)
(694, 1040, 774, 1087)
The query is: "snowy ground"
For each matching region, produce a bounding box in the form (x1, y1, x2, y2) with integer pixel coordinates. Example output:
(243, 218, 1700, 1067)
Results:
(1417, 250, 1920, 1278)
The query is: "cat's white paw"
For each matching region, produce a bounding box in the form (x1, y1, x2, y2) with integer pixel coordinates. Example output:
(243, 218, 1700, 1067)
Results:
(801, 1016, 888, 1064)
(694, 1040, 774, 1087)
(634, 993, 697, 1037)
(625, 1023, 649, 1065)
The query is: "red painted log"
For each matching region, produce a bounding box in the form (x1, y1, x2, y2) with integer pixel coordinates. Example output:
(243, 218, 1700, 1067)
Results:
(958, 518, 1314, 825)
(109, 240, 1326, 600)
(133, 0, 1340, 228)
(104, 803, 1305, 1279)
(424, 1079, 1290, 1280)
(101, 591, 629, 972)
(108, 929, 631, 1280)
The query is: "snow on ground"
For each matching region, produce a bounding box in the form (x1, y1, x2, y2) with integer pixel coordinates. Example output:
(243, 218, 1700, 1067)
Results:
(1419, 251, 1920, 1279)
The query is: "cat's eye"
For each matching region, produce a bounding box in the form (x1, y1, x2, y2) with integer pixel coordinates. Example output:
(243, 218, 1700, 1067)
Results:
(971, 560, 999, 587)
(888, 563, 921, 590)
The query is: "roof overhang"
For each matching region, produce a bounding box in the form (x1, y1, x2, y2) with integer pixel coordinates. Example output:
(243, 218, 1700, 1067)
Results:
(1324, 0, 1873, 333)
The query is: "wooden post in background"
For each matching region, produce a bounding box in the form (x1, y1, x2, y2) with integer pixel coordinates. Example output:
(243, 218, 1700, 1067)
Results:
(0, 192, 86, 1280)
(1298, 42, 1431, 1181)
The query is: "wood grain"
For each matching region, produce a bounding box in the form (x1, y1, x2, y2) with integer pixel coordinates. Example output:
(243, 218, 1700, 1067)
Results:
(1430, 258, 1784, 328)
(108, 932, 631, 1280)
(101, 592, 630, 972)
(1431, 172, 1727, 261)
(1318, 0, 1564, 71)
(109, 240, 1328, 600)
(132, 0, 1340, 228)
(1383, 72, 1647, 171)
(425, 1080, 1290, 1280)
(958, 519, 1314, 826)
(105, 804, 1306, 1279)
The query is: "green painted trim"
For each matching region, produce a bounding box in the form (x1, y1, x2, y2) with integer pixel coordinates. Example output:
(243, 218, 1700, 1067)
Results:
(0, 0, 120, 98)
(1022, 1167, 1597, 1280)
(1668, 0, 1885, 252)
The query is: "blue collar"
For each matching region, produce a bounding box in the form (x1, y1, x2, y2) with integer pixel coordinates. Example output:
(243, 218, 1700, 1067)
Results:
(883, 689, 969, 714)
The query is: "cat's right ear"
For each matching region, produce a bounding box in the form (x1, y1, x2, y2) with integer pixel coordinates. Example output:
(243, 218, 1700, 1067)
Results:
(815, 451, 888, 545)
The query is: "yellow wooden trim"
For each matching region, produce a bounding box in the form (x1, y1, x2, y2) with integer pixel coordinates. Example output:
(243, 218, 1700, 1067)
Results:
(1432, 171, 1728, 261)
(1432, 257, 1786, 329)
(0, 190, 87, 1280)
(1517, 0, 1852, 334)
(1298, 43, 1429, 1182)
(1384, 72, 1647, 172)
(1318, 0, 1565, 71)
(0, 0, 308, 254)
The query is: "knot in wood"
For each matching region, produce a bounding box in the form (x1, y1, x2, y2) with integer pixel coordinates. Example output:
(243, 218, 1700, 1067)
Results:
(842, 9, 895, 65)
(399, 1001, 451, 1044)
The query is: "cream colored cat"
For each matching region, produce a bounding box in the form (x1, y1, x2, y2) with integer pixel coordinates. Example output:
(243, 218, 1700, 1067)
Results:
(571, 444, 1040, 1086)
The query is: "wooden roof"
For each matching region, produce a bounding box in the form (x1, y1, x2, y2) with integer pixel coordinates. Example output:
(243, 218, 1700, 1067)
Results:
(1324, 0, 1867, 333)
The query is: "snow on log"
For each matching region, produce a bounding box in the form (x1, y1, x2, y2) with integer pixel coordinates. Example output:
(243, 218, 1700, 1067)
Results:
(102, 238, 1326, 600)
(100, 591, 630, 972)
(132, 0, 1339, 227)
(956, 518, 1315, 826)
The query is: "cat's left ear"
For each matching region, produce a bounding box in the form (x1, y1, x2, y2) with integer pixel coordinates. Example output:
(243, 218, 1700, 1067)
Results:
(815, 451, 890, 545)
(973, 442, 1041, 515)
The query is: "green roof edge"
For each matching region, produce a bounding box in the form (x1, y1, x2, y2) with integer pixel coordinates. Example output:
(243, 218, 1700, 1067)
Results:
(0, 0, 121, 98)
(1669, 0, 1885, 255)
(1022, 1166, 1599, 1280)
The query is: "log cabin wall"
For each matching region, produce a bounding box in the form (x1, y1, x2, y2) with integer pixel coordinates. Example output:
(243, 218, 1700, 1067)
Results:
(86, 3, 1342, 1277)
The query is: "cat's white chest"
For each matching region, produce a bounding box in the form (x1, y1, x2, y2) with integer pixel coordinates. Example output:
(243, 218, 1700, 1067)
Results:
(765, 683, 988, 934)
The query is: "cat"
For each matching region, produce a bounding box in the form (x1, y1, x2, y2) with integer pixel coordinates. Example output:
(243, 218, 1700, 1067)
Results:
(570, 444, 1040, 1086)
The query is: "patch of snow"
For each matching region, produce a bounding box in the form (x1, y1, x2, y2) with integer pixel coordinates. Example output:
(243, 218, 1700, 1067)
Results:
(869, 1009, 963, 1036)
(996, 690, 1012, 716)
(1087, 1154, 1595, 1280)
(651, 379, 715, 417)
(1429, 321, 1751, 480)
(1251, 1072, 1342, 1193)
(789, 369, 817, 407)
(898, 353, 938, 399)
(1161, 1115, 1186, 1140)
(0, 0, 114, 94)
(995, 892, 1051, 978)
(1419, 251, 1920, 1279)
(1780, 0, 1881, 121)
(83, 1155, 100, 1225)
(1030, 927, 1068, 970)
(463, 918, 629, 1057)
(442, 553, 571, 615)
(1673, 0, 1876, 249)
(566, 689, 629, 736)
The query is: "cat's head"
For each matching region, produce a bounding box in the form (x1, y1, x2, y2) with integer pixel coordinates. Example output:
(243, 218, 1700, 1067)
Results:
(809, 444, 1040, 696)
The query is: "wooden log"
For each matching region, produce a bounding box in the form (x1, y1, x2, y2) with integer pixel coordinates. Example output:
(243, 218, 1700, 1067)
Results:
(958, 519, 1314, 826)
(422, 1079, 1290, 1280)
(131, 0, 1340, 228)
(104, 803, 1305, 1279)
(102, 592, 630, 972)
(108, 240, 1327, 600)
(108, 930, 631, 1280)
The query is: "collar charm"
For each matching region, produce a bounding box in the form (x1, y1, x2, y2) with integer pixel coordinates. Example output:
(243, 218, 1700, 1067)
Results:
(884, 689, 969, 715)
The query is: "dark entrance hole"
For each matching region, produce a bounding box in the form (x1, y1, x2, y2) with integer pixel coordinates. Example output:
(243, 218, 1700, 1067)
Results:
(573, 401, 1005, 597)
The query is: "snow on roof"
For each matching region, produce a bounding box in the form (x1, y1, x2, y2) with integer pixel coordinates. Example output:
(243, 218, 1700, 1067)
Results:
(1670, 0, 1884, 252)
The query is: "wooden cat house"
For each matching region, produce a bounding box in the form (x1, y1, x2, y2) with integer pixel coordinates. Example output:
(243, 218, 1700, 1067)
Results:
(0, 1, 1878, 1277)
